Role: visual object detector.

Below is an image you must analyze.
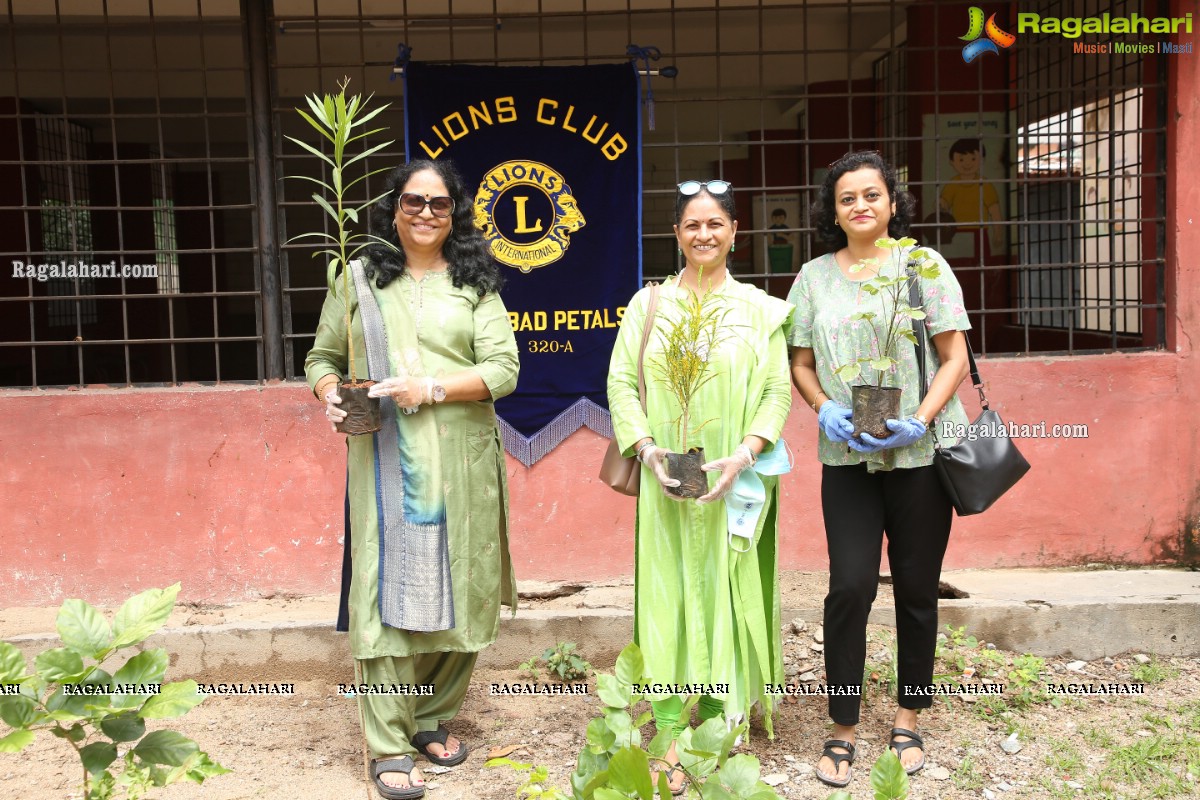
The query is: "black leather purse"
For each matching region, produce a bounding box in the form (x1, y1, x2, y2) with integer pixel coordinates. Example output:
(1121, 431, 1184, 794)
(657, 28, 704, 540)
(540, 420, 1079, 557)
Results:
(911, 282, 1030, 516)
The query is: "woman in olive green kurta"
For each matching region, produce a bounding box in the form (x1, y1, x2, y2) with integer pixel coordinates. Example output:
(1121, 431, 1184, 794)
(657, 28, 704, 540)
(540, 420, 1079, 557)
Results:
(305, 160, 517, 799)
(607, 180, 793, 792)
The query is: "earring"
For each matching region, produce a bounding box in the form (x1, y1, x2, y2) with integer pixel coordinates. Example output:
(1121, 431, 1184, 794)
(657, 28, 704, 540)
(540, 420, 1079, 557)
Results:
(677, 247, 683, 255)
(731, 243, 736, 253)
(835, 220, 840, 227)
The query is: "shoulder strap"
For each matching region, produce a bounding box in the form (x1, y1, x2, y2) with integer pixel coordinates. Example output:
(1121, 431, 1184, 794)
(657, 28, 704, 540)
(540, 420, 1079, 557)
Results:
(636, 284, 660, 413)
(910, 278, 987, 410)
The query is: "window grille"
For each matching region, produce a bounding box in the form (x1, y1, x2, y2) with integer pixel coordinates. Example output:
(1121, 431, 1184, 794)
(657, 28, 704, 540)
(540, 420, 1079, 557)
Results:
(36, 115, 97, 329)
(0, 0, 1171, 388)
(0, 1, 257, 387)
(151, 162, 181, 296)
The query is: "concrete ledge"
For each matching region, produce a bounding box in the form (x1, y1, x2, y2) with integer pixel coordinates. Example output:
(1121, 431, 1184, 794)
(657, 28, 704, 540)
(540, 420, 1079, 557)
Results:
(4, 569, 1197, 681)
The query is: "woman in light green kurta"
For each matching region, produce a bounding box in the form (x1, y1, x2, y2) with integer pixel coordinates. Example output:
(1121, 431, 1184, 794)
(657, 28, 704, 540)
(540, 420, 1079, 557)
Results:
(305, 160, 518, 800)
(607, 180, 793, 793)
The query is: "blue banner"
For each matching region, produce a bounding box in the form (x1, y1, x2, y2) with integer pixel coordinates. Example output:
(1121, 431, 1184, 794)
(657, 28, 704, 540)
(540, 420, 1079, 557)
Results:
(404, 62, 642, 466)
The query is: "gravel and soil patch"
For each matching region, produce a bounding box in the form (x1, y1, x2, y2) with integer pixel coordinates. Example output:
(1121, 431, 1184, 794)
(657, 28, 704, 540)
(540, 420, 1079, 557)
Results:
(3, 618, 1198, 800)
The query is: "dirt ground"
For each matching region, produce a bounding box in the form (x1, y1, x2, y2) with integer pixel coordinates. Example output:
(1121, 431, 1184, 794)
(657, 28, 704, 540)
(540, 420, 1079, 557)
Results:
(3, 619, 1198, 800)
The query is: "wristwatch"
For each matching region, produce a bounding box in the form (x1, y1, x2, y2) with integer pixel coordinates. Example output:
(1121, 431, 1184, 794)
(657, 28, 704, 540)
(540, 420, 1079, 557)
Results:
(430, 379, 447, 404)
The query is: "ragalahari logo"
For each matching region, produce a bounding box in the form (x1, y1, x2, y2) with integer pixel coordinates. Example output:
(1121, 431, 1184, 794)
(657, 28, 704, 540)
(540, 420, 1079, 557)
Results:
(960, 6, 1016, 63)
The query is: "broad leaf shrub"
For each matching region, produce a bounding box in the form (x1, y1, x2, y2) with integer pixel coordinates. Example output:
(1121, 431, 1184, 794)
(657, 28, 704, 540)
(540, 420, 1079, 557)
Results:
(0, 584, 228, 799)
(568, 642, 781, 800)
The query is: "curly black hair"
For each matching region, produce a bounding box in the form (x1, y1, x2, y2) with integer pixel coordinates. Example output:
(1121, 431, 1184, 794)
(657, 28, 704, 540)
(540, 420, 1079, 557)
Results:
(812, 151, 917, 251)
(365, 158, 502, 296)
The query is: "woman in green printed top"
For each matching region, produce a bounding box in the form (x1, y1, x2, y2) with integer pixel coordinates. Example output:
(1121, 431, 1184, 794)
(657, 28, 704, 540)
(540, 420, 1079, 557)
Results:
(787, 151, 971, 788)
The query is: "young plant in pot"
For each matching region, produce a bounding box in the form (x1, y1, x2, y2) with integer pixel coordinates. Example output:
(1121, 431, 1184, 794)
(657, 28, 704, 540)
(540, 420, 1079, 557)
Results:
(286, 78, 398, 435)
(832, 236, 942, 439)
(648, 268, 733, 499)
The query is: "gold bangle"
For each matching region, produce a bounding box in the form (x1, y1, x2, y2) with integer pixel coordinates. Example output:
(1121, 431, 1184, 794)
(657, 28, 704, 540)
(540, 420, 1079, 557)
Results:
(316, 377, 339, 400)
(811, 390, 827, 412)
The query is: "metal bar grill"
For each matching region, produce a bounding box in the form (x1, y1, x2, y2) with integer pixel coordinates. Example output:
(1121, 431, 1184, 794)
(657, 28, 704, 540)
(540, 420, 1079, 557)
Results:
(0, 0, 258, 388)
(0, 0, 1172, 389)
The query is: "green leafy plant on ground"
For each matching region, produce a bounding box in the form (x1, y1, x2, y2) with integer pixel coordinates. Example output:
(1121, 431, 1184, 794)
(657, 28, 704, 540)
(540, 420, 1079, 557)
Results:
(825, 748, 909, 800)
(1131, 656, 1180, 685)
(950, 754, 985, 791)
(862, 630, 898, 700)
(0, 583, 227, 799)
(934, 625, 1052, 720)
(569, 642, 780, 800)
(487, 757, 570, 800)
(520, 642, 592, 682)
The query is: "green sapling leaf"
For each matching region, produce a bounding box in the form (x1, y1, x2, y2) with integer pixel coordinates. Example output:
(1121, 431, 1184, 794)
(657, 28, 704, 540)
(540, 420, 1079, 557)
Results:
(57, 599, 112, 658)
(111, 584, 180, 650)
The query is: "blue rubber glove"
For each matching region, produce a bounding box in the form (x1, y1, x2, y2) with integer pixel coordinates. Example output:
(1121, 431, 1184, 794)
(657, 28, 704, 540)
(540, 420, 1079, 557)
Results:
(817, 400, 855, 444)
(859, 417, 928, 450)
(846, 436, 882, 454)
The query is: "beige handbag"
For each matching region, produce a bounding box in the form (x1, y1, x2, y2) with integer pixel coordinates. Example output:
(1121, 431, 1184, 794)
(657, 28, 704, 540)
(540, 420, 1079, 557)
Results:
(598, 284, 660, 496)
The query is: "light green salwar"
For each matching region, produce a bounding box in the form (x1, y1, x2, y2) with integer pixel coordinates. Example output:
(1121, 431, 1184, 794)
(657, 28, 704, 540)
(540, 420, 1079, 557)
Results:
(356, 651, 477, 758)
(607, 275, 794, 735)
(305, 264, 519, 755)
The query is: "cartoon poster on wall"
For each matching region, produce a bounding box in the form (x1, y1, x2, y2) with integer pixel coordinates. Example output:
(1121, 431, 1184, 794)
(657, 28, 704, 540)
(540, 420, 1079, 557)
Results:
(751, 193, 802, 273)
(921, 113, 1008, 259)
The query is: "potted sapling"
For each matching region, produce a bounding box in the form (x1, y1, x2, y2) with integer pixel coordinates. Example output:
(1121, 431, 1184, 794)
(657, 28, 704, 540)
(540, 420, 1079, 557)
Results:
(647, 268, 733, 499)
(832, 237, 942, 439)
(286, 78, 398, 435)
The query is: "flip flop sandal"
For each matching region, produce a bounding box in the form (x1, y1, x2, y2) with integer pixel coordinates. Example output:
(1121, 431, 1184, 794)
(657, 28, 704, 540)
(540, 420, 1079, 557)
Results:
(372, 755, 426, 800)
(889, 727, 926, 775)
(654, 765, 687, 796)
(410, 724, 470, 766)
(815, 739, 856, 788)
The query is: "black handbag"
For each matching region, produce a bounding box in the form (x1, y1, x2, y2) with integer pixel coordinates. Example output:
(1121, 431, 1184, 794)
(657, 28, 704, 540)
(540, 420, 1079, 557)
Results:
(911, 282, 1030, 516)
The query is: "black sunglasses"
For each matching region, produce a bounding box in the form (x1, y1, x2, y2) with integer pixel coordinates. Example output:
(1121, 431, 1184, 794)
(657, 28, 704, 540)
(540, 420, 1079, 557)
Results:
(398, 192, 455, 218)
(677, 179, 732, 196)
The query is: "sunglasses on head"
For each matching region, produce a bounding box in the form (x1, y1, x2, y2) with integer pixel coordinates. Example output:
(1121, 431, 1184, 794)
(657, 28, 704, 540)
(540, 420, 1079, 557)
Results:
(398, 192, 455, 218)
(677, 179, 732, 196)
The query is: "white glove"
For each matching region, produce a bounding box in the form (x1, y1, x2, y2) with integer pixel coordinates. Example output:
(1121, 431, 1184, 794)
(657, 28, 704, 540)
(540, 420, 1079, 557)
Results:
(697, 444, 755, 505)
(637, 443, 683, 498)
(367, 376, 430, 414)
(323, 387, 347, 433)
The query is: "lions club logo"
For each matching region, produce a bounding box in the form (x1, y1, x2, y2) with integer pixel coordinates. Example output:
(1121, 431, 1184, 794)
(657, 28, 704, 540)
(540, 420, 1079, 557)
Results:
(474, 161, 586, 272)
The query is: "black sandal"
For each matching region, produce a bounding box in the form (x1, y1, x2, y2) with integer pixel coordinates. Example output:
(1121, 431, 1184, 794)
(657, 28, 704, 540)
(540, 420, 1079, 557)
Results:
(657, 765, 686, 796)
(889, 727, 926, 775)
(815, 739, 856, 788)
(410, 724, 469, 766)
(372, 756, 426, 800)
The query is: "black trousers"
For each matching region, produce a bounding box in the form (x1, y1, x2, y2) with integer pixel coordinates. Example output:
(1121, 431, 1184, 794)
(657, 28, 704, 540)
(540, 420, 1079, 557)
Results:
(821, 463, 953, 725)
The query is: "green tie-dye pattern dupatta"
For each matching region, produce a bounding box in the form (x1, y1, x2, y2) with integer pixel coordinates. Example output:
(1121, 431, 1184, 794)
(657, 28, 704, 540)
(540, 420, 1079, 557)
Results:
(348, 259, 453, 631)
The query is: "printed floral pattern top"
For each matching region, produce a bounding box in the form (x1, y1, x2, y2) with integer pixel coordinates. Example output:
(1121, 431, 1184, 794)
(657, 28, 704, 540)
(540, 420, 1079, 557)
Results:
(787, 247, 972, 472)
